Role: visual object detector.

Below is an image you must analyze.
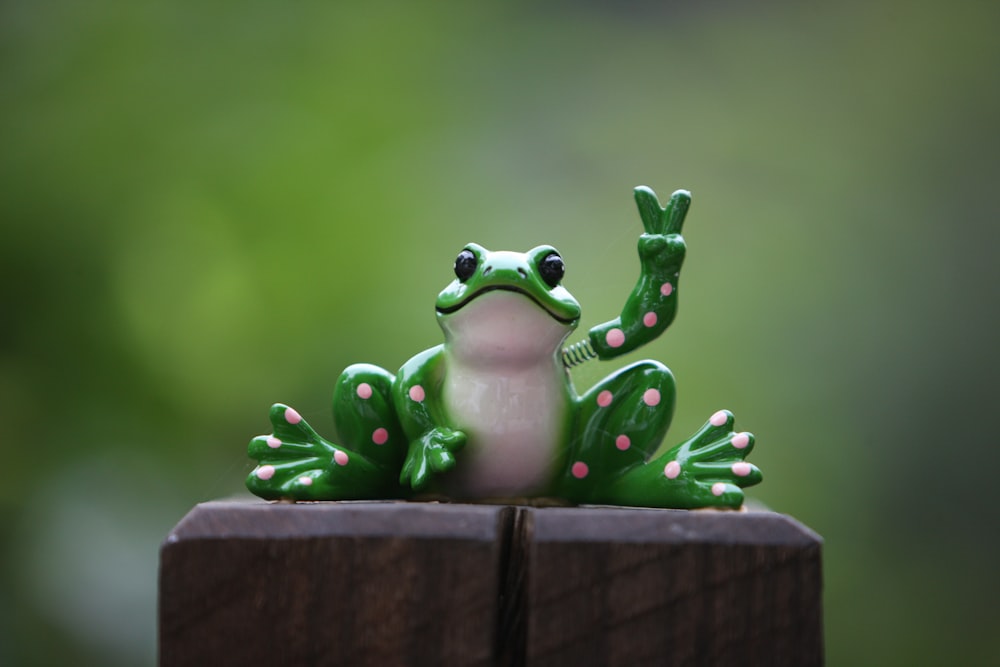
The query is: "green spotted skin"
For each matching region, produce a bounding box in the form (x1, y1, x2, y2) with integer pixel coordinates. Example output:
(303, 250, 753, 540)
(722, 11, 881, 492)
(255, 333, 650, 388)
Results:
(247, 186, 762, 509)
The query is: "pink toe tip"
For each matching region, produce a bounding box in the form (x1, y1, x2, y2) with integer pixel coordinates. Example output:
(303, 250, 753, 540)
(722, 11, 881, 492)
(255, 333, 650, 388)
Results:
(356, 383, 373, 399)
(409, 385, 426, 402)
(732, 432, 750, 449)
(256, 465, 275, 481)
(266, 436, 282, 449)
(571, 461, 589, 479)
(709, 410, 728, 427)
(712, 482, 727, 496)
(732, 462, 752, 477)
(664, 460, 681, 479)
(299, 476, 313, 486)
(334, 450, 349, 466)
(284, 407, 302, 425)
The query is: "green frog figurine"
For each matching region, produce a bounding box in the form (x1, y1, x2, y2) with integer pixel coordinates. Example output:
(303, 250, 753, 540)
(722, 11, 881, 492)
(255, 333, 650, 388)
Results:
(247, 186, 761, 508)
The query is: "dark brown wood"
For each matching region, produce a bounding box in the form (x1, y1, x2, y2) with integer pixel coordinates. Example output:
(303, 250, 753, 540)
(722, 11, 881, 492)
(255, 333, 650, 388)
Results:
(159, 500, 512, 667)
(160, 502, 822, 667)
(523, 507, 823, 667)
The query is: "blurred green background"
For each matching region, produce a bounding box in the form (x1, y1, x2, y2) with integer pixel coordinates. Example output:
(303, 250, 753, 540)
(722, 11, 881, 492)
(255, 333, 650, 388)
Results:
(2, 0, 997, 664)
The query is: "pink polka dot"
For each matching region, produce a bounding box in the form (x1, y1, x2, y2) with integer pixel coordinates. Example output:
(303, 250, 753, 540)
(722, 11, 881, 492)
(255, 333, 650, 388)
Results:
(571, 461, 589, 479)
(372, 428, 388, 445)
(732, 462, 752, 477)
(256, 465, 275, 481)
(299, 476, 313, 486)
(643, 388, 661, 407)
(712, 482, 727, 496)
(596, 390, 613, 407)
(709, 410, 728, 427)
(357, 383, 373, 399)
(732, 433, 750, 449)
(266, 436, 282, 449)
(334, 450, 349, 466)
(615, 435, 631, 451)
(664, 461, 681, 479)
(660, 282, 673, 296)
(606, 328, 626, 348)
(284, 407, 302, 425)
(643, 312, 658, 327)
(409, 385, 426, 402)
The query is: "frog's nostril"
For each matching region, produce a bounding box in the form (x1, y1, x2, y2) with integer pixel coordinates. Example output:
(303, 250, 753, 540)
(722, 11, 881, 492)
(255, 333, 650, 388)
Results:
(483, 265, 493, 276)
(517, 268, 527, 278)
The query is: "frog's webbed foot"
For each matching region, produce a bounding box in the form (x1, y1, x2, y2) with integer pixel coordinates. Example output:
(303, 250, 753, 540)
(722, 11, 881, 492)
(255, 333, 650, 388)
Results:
(246, 403, 391, 501)
(656, 409, 762, 508)
(604, 409, 761, 509)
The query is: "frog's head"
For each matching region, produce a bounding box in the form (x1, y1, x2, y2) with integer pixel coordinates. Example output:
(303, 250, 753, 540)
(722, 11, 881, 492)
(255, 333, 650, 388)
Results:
(435, 243, 581, 363)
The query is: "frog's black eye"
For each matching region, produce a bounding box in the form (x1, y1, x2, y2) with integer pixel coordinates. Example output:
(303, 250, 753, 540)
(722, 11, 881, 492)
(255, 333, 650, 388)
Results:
(454, 249, 478, 282)
(538, 252, 565, 288)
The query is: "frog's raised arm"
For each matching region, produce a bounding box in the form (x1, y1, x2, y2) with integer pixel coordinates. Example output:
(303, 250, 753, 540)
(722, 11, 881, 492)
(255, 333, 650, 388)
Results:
(562, 186, 690, 366)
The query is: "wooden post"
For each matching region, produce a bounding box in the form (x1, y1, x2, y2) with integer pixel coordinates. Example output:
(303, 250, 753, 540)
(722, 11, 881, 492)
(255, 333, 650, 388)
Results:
(159, 501, 513, 666)
(160, 501, 822, 667)
(522, 507, 823, 666)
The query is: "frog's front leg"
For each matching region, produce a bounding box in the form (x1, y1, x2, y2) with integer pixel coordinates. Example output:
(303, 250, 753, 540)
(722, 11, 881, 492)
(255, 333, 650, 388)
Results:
(573, 187, 690, 362)
(394, 346, 468, 492)
(246, 364, 408, 500)
(552, 360, 677, 502)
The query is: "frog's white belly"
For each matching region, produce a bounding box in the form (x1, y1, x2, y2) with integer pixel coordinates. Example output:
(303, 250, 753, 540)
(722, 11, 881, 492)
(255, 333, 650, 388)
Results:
(438, 291, 573, 497)
(444, 359, 568, 496)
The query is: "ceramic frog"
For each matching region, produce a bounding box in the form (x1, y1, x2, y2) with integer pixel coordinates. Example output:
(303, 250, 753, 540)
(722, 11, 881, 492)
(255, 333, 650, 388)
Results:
(247, 186, 762, 508)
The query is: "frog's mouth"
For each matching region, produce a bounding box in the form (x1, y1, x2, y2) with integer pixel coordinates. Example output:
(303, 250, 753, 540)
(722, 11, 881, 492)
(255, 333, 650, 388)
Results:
(436, 285, 577, 325)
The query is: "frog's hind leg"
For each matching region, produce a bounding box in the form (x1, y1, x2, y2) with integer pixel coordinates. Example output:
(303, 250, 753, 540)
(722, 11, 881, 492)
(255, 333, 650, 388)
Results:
(555, 360, 677, 502)
(330, 363, 407, 471)
(604, 409, 763, 509)
(246, 364, 407, 501)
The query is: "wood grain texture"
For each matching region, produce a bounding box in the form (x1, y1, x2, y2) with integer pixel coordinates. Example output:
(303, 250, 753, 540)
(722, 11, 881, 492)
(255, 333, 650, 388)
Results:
(159, 502, 823, 667)
(159, 501, 511, 667)
(524, 507, 823, 667)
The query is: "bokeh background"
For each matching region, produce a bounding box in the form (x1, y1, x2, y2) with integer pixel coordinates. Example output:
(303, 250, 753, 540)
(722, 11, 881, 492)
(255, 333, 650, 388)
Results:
(2, 0, 998, 664)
